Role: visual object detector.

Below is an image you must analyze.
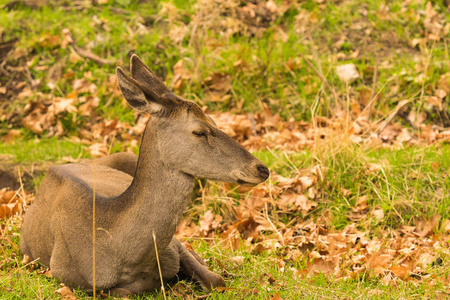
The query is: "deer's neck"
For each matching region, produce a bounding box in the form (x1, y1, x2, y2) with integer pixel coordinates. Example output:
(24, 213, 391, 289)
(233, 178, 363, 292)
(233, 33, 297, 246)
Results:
(115, 125, 194, 254)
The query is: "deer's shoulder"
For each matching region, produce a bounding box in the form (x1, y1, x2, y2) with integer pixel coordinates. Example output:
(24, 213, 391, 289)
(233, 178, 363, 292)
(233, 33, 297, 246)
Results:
(47, 163, 133, 198)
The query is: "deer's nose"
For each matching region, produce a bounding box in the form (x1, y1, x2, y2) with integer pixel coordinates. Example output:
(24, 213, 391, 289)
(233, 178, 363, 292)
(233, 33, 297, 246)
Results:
(257, 164, 270, 179)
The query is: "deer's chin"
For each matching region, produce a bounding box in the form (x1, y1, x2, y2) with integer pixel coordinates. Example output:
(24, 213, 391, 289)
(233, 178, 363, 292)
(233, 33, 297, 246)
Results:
(236, 179, 259, 187)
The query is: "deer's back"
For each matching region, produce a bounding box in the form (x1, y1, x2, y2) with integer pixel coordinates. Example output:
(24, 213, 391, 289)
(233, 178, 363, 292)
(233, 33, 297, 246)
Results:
(20, 162, 134, 266)
(54, 163, 133, 197)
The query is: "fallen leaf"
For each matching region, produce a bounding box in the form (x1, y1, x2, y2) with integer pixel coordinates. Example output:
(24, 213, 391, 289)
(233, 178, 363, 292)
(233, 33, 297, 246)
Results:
(270, 292, 282, 300)
(0, 202, 20, 219)
(21, 254, 31, 264)
(390, 265, 408, 279)
(435, 89, 447, 99)
(308, 258, 335, 274)
(371, 208, 384, 221)
(336, 64, 360, 83)
(2, 129, 21, 143)
(89, 143, 108, 157)
(55, 285, 77, 300)
(229, 256, 245, 266)
(199, 210, 223, 236)
(298, 176, 316, 190)
(425, 96, 443, 110)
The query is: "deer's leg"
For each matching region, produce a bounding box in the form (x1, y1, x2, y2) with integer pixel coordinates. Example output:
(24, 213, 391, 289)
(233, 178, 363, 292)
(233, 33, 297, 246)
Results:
(159, 239, 182, 280)
(172, 238, 225, 292)
(50, 243, 90, 291)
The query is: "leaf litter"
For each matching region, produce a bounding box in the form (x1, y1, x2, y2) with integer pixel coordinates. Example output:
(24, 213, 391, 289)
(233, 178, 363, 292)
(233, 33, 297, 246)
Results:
(1, 0, 450, 298)
(3, 109, 449, 297)
(3, 87, 450, 297)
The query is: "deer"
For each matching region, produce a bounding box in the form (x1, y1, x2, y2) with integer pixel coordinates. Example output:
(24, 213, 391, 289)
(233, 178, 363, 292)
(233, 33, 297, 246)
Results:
(20, 55, 270, 296)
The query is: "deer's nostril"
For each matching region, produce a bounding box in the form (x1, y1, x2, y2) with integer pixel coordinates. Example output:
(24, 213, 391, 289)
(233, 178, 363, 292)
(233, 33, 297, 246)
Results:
(257, 165, 269, 179)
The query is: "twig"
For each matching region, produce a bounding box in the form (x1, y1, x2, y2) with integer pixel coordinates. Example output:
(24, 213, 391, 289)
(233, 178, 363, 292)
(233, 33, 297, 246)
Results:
(63, 30, 117, 66)
(376, 99, 411, 134)
(73, 45, 117, 66)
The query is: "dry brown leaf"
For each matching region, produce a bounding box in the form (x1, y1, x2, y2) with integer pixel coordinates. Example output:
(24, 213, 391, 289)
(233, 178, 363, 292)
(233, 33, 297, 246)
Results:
(355, 195, 369, 211)
(229, 256, 245, 266)
(278, 193, 317, 213)
(308, 258, 335, 274)
(22, 113, 44, 134)
(89, 143, 108, 157)
(340, 188, 352, 197)
(298, 176, 316, 190)
(55, 285, 77, 300)
(417, 252, 435, 269)
(371, 208, 384, 221)
(390, 265, 408, 279)
(204, 73, 232, 94)
(435, 89, 447, 99)
(425, 96, 443, 110)
(199, 210, 223, 236)
(366, 253, 393, 275)
(442, 219, 450, 233)
(0, 189, 17, 204)
(272, 175, 296, 189)
(336, 64, 359, 83)
(269, 292, 283, 300)
(0, 202, 21, 219)
(2, 129, 21, 143)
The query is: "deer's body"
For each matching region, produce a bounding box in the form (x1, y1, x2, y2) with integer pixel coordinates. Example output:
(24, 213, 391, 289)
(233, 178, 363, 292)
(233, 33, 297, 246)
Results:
(20, 56, 269, 295)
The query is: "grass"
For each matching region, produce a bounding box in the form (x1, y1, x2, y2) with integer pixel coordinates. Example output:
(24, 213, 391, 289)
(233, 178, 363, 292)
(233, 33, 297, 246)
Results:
(1, 0, 449, 135)
(1, 137, 449, 299)
(2, 137, 448, 232)
(2, 230, 449, 299)
(0, 137, 86, 164)
(1, 0, 450, 299)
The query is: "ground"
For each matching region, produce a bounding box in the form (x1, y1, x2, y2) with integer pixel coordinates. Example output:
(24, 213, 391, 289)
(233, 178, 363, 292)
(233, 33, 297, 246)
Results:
(0, 0, 450, 299)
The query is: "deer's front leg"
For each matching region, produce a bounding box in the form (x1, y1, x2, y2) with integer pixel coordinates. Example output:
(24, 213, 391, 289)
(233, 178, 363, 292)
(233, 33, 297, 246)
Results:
(172, 238, 225, 291)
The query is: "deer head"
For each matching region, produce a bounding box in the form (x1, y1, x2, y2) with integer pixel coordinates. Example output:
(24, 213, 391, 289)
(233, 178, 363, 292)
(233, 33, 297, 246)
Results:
(116, 55, 269, 186)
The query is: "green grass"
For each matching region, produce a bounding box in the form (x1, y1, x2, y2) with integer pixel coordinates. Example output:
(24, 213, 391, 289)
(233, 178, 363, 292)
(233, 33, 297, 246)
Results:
(202, 143, 450, 232)
(1, 0, 449, 136)
(0, 137, 86, 164)
(2, 231, 449, 299)
(3, 136, 446, 232)
(1, 137, 449, 298)
(1, 132, 449, 299)
(1, 0, 450, 298)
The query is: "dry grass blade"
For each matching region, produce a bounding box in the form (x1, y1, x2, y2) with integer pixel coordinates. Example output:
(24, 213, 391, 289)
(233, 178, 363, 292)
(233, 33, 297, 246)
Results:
(297, 52, 340, 107)
(153, 232, 167, 300)
(376, 99, 411, 134)
(92, 156, 96, 299)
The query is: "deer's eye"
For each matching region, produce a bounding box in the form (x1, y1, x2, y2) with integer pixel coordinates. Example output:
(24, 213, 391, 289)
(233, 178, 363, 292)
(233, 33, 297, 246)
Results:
(192, 131, 207, 138)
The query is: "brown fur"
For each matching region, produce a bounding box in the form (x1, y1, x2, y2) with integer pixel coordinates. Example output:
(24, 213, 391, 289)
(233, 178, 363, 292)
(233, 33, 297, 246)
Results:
(20, 55, 269, 295)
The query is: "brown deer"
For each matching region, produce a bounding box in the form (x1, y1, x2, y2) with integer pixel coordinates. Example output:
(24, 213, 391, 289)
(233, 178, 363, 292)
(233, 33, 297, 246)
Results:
(20, 55, 269, 296)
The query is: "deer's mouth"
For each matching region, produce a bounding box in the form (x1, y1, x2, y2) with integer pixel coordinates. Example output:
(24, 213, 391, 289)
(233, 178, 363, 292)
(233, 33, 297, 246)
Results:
(236, 179, 258, 187)
(233, 164, 269, 187)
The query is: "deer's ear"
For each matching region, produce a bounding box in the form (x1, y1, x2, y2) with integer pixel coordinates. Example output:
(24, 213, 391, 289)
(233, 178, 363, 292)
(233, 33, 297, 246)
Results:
(207, 115, 217, 127)
(130, 54, 171, 96)
(116, 67, 163, 114)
